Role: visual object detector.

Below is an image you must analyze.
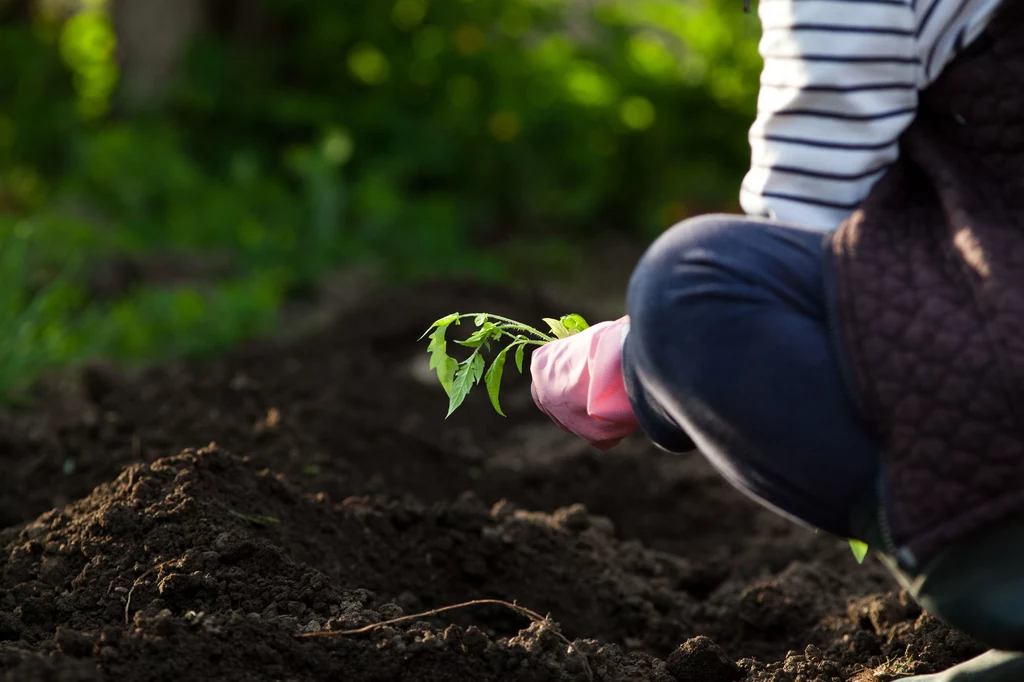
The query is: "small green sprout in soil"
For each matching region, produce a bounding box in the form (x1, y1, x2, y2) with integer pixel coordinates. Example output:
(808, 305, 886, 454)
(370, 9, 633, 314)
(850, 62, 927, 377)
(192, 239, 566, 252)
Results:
(822, 530, 870, 563)
(850, 539, 869, 564)
(421, 312, 590, 417)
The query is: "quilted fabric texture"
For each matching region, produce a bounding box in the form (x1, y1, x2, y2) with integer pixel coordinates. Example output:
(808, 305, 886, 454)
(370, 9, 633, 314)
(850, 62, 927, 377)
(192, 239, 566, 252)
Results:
(830, 0, 1024, 565)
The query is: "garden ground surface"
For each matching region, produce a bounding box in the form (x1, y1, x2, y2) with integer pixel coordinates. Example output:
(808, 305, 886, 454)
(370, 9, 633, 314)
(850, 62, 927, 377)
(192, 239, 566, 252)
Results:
(0, 279, 985, 681)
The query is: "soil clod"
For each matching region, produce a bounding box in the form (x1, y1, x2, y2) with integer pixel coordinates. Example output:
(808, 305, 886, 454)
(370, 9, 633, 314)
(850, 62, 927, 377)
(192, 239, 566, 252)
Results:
(666, 636, 743, 682)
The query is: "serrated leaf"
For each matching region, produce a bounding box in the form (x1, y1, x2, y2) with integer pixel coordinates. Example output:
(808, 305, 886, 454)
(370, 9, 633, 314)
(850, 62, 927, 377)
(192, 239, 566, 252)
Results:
(485, 347, 509, 417)
(436, 356, 459, 397)
(426, 322, 459, 397)
(447, 356, 477, 418)
(849, 539, 869, 564)
(419, 312, 460, 341)
(543, 317, 571, 339)
(515, 343, 525, 373)
(470, 352, 485, 384)
(457, 321, 500, 348)
(474, 314, 488, 326)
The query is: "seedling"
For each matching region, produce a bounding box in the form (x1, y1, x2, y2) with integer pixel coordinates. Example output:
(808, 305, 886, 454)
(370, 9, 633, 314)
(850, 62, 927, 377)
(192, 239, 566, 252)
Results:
(821, 529, 870, 563)
(849, 539, 869, 564)
(421, 312, 590, 417)
(424, 314, 872, 566)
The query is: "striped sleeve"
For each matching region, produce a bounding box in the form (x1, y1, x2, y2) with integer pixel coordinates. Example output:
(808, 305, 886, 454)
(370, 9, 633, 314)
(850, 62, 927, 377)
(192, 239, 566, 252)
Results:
(741, 0, 921, 231)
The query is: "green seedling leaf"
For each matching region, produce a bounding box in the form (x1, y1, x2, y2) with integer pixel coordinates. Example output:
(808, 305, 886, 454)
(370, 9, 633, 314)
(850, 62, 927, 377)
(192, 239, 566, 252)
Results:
(426, 322, 459, 397)
(448, 363, 474, 417)
(458, 321, 501, 348)
(424, 311, 587, 417)
(544, 314, 590, 339)
(560, 314, 590, 334)
(447, 352, 485, 417)
(849, 539, 869, 564)
(543, 317, 571, 339)
(471, 351, 485, 383)
(485, 347, 510, 417)
(419, 312, 460, 341)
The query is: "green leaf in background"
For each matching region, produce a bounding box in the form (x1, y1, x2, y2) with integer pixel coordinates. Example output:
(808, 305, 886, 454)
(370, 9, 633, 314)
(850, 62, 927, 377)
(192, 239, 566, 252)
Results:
(0, 0, 761, 399)
(849, 539, 869, 564)
(515, 343, 525, 373)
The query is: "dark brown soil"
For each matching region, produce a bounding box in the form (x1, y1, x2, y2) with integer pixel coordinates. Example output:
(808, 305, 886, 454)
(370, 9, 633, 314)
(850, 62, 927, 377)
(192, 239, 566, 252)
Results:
(0, 281, 986, 681)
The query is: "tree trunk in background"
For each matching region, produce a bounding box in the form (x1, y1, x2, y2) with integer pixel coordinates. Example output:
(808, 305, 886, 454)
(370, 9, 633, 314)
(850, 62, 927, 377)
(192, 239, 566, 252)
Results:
(111, 0, 206, 112)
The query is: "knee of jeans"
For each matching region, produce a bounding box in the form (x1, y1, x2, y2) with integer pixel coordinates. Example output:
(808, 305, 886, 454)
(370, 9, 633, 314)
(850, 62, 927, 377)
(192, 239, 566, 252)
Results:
(626, 215, 745, 402)
(629, 213, 738, 307)
(631, 213, 748, 282)
(627, 215, 744, 348)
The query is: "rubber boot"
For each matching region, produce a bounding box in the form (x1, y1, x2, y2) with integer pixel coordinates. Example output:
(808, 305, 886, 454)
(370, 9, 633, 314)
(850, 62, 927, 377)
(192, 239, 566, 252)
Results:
(895, 651, 1024, 681)
(849, 487, 1024, 681)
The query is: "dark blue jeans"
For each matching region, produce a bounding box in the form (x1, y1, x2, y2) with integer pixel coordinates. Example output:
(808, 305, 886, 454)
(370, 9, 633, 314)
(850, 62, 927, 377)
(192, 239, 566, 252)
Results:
(624, 217, 1024, 681)
(623, 214, 879, 538)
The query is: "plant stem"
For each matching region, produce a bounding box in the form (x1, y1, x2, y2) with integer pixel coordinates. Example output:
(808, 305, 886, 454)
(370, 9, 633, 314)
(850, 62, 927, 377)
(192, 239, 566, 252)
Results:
(492, 328, 547, 347)
(462, 313, 554, 343)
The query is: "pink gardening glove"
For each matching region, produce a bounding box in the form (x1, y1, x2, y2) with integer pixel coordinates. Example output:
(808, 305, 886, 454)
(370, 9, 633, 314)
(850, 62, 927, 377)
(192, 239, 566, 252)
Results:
(530, 316, 639, 451)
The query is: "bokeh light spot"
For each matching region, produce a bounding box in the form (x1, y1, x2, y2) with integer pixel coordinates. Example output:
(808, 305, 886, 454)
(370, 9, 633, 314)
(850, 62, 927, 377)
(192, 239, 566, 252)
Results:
(627, 34, 678, 79)
(348, 44, 390, 85)
(392, 0, 428, 31)
(322, 128, 354, 166)
(565, 63, 615, 107)
(620, 96, 656, 130)
(58, 3, 119, 119)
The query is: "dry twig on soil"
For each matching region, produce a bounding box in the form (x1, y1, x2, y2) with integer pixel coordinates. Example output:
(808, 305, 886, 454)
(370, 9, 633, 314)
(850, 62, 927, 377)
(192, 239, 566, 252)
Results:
(297, 598, 593, 681)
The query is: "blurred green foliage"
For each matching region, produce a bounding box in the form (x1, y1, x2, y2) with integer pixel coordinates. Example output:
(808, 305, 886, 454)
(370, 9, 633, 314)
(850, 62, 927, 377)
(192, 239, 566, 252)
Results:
(0, 0, 760, 399)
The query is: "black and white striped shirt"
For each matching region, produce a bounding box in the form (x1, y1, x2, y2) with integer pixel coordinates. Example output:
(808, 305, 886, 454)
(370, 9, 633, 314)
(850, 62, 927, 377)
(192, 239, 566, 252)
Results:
(741, 0, 1005, 231)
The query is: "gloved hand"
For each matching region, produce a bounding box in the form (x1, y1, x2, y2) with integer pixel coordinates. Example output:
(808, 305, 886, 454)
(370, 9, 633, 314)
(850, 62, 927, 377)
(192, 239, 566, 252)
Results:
(530, 316, 639, 450)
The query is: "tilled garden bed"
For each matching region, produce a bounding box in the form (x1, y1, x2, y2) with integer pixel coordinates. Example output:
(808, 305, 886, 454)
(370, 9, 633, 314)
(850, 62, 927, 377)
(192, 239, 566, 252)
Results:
(0, 282, 982, 681)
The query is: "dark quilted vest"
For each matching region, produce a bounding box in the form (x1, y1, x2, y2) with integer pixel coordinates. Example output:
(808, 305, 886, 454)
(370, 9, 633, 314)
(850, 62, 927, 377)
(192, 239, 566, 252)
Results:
(830, 0, 1024, 567)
